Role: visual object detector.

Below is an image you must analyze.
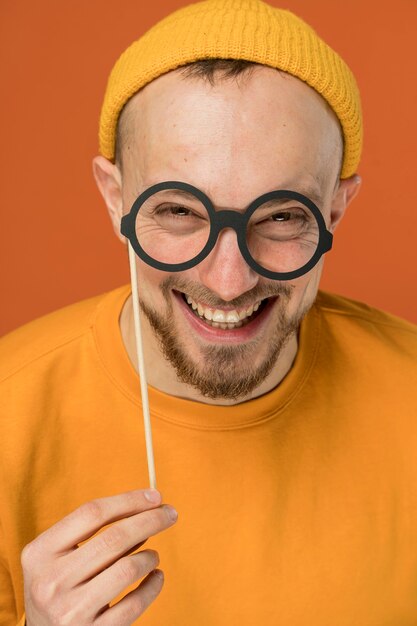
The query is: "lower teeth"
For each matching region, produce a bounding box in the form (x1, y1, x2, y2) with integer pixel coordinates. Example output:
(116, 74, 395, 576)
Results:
(205, 319, 244, 329)
(184, 297, 263, 329)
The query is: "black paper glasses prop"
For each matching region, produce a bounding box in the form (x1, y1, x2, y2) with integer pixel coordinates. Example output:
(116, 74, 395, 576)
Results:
(121, 181, 333, 280)
(121, 181, 334, 489)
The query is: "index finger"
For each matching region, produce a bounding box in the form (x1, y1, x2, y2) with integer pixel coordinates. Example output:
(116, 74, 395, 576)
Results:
(30, 488, 162, 559)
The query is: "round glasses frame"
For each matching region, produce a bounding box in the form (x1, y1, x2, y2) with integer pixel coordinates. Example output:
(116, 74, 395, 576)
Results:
(120, 181, 334, 281)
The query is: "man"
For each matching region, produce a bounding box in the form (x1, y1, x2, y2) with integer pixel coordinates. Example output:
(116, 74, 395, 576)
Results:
(1, 0, 417, 624)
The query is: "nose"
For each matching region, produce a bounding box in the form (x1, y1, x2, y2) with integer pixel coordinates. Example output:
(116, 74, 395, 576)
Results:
(196, 228, 259, 302)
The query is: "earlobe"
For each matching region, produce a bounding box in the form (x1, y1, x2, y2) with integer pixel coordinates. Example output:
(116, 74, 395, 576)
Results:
(92, 156, 125, 244)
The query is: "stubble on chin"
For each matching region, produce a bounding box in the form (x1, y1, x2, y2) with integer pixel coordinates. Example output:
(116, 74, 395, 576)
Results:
(136, 277, 310, 401)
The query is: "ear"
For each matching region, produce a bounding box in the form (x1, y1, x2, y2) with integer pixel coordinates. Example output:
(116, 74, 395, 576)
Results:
(328, 173, 362, 233)
(92, 155, 125, 244)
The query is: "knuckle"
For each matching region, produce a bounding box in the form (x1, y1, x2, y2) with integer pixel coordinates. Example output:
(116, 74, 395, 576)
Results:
(20, 542, 34, 566)
(100, 525, 125, 552)
(21, 536, 47, 566)
(80, 499, 105, 525)
(30, 574, 58, 607)
(125, 489, 143, 508)
(129, 593, 146, 619)
(136, 549, 159, 573)
(117, 556, 139, 582)
(146, 508, 164, 530)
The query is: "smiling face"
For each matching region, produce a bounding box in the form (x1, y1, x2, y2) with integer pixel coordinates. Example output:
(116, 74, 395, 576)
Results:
(93, 63, 360, 404)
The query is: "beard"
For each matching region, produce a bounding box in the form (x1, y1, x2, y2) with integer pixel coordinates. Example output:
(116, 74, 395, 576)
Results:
(138, 275, 310, 401)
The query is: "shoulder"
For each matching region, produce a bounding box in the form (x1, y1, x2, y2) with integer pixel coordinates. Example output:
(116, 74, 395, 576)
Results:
(314, 289, 417, 361)
(0, 285, 129, 383)
(315, 290, 417, 333)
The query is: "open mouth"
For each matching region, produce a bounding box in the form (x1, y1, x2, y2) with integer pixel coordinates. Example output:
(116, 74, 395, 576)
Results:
(178, 291, 272, 330)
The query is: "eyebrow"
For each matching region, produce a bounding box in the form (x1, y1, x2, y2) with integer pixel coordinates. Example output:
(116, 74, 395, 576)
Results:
(155, 184, 324, 209)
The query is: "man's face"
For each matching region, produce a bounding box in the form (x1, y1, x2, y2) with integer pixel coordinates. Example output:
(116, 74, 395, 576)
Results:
(112, 66, 345, 401)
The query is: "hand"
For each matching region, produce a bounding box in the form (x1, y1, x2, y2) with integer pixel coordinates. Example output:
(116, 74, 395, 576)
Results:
(21, 488, 178, 625)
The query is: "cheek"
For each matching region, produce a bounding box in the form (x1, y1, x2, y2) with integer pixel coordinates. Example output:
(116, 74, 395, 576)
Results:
(135, 260, 170, 306)
(309, 258, 324, 293)
(287, 262, 323, 312)
(304, 264, 323, 301)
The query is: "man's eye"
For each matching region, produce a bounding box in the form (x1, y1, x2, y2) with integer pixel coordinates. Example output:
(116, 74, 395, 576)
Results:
(152, 204, 210, 223)
(155, 204, 192, 217)
(270, 210, 307, 222)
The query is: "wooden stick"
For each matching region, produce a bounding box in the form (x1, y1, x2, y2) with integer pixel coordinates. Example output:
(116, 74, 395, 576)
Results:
(127, 241, 157, 489)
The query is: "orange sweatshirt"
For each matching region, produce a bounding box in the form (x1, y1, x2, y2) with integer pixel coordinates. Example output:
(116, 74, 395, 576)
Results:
(1, 285, 417, 626)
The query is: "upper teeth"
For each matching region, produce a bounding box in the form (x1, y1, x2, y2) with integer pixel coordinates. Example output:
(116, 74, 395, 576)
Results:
(185, 294, 262, 323)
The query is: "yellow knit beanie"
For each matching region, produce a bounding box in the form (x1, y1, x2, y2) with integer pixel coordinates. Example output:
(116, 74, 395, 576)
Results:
(98, 0, 362, 179)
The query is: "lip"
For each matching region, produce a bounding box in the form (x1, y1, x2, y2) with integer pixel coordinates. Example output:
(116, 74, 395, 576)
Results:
(172, 290, 278, 343)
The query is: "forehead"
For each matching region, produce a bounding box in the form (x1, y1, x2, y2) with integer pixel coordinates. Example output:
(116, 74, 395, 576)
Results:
(123, 65, 341, 205)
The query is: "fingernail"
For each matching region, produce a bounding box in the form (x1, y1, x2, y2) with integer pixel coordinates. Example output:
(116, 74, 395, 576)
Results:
(165, 505, 178, 522)
(144, 489, 161, 503)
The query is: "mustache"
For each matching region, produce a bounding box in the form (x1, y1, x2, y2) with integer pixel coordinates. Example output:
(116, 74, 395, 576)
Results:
(160, 274, 294, 309)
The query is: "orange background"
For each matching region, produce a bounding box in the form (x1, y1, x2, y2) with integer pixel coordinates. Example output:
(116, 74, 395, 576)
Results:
(1, 0, 416, 336)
